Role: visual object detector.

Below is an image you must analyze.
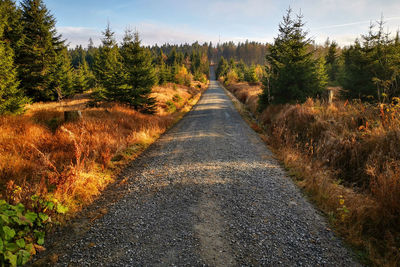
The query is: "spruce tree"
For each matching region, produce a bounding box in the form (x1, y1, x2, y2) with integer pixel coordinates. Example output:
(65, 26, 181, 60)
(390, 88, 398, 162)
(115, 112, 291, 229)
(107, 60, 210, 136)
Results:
(17, 0, 64, 101)
(1, 0, 24, 54)
(325, 41, 339, 83)
(92, 23, 126, 103)
(120, 30, 156, 113)
(260, 8, 327, 107)
(157, 49, 168, 85)
(0, 1, 30, 114)
(49, 47, 74, 98)
(73, 60, 94, 93)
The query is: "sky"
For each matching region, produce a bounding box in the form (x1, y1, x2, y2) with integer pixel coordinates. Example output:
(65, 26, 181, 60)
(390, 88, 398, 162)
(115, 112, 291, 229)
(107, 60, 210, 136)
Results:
(23, 0, 400, 48)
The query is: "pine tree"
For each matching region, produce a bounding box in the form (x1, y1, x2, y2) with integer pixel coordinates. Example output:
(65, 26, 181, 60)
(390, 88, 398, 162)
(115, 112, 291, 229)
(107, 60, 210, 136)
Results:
(156, 49, 168, 85)
(341, 20, 400, 101)
(92, 23, 126, 103)
(49, 47, 74, 98)
(120, 30, 156, 113)
(73, 60, 94, 93)
(1, 0, 24, 54)
(17, 0, 65, 101)
(0, 1, 30, 114)
(260, 8, 327, 107)
(325, 41, 339, 83)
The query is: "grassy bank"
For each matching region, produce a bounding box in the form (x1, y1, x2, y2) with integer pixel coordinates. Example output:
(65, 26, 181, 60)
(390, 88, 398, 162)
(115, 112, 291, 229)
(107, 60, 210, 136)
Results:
(223, 81, 400, 266)
(1, 81, 207, 214)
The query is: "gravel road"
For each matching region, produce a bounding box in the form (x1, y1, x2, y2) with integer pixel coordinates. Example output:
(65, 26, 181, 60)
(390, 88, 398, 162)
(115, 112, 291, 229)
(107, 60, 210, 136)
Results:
(53, 77, 360, 266)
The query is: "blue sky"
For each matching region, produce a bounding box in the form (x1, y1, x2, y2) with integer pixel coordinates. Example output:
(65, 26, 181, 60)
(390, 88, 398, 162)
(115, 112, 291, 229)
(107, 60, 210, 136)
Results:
(24, 0, 400, 47)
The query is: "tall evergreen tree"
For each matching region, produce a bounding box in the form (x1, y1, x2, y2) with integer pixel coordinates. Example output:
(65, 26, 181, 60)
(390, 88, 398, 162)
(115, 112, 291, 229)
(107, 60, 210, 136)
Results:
(92, 23, 126, 103)
(341, 20, 400, 101)
(120, 30, 156, 113)
(49, 47, 74, 98)
(325, 40, 339, 83)
(260, 8, 327, 107)
(0, 1, 30, 114)
(17, 0, 65, 101)
(1, 0, 24, 54)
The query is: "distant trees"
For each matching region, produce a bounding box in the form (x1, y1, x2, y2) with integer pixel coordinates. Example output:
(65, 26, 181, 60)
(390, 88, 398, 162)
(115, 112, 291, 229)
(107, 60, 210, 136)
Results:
(216, 56, 264, 85)
(259, 8, 327, 107)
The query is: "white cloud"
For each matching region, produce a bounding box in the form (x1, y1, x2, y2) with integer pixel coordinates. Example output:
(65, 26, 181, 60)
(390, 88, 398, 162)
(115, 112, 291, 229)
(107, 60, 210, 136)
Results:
(58, 26, 101, 48)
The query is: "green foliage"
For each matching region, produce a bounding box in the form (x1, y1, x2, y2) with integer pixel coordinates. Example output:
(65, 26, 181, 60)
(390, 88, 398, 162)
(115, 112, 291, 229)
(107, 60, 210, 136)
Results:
(92, 23, 127, 104)
(0, 1, 30, 115)
(120, 30, 157, 113)
(16, 0, 65, 101)
(325, 40, 340, 83)
(165, 100, 176, 113)
(341, 21, 400, 102)
(73, 60, 94, 94)
(0, 40, 29, 115)
(216, 56, 229, 79)
(0, 197, 67, 266)
(260, 8, 327, 107)
(244, 65, 259, 83)
(49, 48, 74, 99)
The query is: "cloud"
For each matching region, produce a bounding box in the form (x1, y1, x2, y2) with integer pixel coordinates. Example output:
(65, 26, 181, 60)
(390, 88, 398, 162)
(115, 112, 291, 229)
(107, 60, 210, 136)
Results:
(59, 23, 273, 48)
(58, 26, 101, 48)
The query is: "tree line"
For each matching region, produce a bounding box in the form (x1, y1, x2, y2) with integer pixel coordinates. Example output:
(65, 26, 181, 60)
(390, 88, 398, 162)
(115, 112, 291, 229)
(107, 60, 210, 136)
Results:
(0, 0, 210, 115)
(216, 8, 400, 108)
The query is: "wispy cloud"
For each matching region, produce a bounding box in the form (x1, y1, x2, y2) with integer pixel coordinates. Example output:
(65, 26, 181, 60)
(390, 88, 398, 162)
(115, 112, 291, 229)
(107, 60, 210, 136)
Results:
(58, 27, 101, 48)
(312, 16, 400, 30)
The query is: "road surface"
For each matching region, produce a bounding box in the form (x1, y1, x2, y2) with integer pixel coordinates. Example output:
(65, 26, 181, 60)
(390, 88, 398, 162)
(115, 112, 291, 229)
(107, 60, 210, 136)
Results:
(53, 76, 359, 266)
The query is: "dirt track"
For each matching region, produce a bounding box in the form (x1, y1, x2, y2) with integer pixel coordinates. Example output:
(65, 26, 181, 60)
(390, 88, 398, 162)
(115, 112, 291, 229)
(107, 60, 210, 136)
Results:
(50, 76, 360, 266)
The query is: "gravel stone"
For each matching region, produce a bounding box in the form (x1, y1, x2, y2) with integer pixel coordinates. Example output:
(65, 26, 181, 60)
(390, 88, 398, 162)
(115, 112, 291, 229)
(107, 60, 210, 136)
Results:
(52, 79, 360, 266)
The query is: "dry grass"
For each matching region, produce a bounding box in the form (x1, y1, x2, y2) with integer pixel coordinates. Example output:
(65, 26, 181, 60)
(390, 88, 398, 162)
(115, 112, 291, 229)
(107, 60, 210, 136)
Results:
(0, 82, 207, 213)
(225, 82, 400, 266)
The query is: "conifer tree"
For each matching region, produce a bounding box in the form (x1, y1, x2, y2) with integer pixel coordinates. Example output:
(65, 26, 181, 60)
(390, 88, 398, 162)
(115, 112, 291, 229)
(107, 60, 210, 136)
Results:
(325, 41, 339, 83)
(120, 30, 156, 113)
(0, 41, 30, 114)
(341, 20, 400, 101)
(244, 64, 259, 83)
(1, 0, 24, 54)
(17, 0, 65, 101)
(0, 1, 30, 114)
(49, 48, 74, 98)
(73, 60, 94, 93)
(92, 23, 126, 103)
(156, 49, 168, 85)
(260, 8, 327, 107)
(216, 56, 229, 79)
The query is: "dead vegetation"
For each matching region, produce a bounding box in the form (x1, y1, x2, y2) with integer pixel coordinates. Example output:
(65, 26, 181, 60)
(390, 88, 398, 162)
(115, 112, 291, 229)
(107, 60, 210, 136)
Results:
(0, 82, 207, 213)
(224, 82, 400, 266)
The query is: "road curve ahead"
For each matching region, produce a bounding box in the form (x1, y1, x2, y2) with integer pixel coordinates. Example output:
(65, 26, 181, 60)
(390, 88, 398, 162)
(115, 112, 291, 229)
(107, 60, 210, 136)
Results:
(57, 78, 359, 266)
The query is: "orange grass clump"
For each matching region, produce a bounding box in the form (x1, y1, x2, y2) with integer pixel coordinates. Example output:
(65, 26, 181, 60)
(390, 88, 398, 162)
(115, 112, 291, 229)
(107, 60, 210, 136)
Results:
(0, 83, 206, 212)
(225, 82, 400, 266)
